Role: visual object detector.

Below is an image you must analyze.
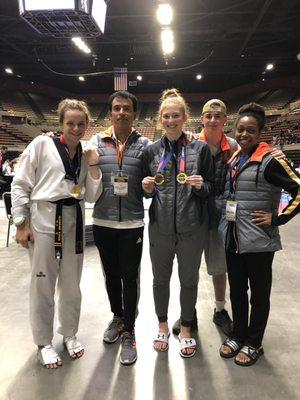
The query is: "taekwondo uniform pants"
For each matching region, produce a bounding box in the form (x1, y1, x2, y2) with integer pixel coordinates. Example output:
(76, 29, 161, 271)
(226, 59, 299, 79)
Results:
(28, 204, 83, 345)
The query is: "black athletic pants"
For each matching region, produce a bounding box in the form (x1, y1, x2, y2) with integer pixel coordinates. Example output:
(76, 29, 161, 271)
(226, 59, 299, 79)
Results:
(226, 251, 274, 348)
(93, 225, 144, 333)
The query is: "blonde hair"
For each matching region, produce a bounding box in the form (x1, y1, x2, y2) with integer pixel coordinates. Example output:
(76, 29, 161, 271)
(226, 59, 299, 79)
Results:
(160, 88, 182, 102)
(58, 98, 91, 124)
(157, 88, 190, 129)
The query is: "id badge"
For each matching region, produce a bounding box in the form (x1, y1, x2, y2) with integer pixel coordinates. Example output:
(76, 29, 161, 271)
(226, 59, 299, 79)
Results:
(226, 199, 237, 221)
(113, 171, 128, 196)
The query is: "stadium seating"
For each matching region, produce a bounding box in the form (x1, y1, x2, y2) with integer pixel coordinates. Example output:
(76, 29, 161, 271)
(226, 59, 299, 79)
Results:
(0, 89, 299, 167)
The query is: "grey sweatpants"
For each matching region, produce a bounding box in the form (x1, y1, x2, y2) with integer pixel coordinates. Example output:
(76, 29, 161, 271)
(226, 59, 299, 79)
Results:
(28, 206, 83, 346)
(204, 228, 227, 276)
(149, 223, 206, 326)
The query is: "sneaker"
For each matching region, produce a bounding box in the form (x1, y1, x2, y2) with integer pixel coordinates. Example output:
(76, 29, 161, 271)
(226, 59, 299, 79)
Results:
(103, 318, 124, 344)
(172, 312, 198, 336)
(120, 332, 137, 365)
(213, 308, 233, 336)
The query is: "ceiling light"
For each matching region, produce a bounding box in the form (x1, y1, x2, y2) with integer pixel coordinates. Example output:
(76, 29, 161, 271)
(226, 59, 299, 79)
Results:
(266, 63, 274, 71)
(71, 36, 91, 55)
(161, 28, 174, 55)
(72, 37, 81, 44)
(196, 74, 202, 80)
(156, 3, 173, 25)
(5, 67, 13, 74)
(136, 75, 142, 81)
(78, 76, 85, 81)
(296, 53, 300, 61)
(130, 57, 134, 60)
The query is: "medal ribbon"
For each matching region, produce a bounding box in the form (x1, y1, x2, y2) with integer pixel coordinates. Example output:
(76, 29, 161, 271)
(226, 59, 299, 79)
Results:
(178, 142, 186, 173)
(157, 137, 187, 174)
(60, 135, 81, 184)
(156, 149, 173, 173)
(53, 136, 82, 185)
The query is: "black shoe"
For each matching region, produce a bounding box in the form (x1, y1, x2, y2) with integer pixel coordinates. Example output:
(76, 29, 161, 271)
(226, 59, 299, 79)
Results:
(213, 308, 233, 336)
(172, 312, 198, 336)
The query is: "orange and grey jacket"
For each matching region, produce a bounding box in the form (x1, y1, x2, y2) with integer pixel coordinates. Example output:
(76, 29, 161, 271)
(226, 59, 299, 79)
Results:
(219, 142, 300, 254)
(199, 130, 238, 229)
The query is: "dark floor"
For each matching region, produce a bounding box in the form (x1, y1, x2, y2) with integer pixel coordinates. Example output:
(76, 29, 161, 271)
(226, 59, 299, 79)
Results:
(0, 202, 299, 400)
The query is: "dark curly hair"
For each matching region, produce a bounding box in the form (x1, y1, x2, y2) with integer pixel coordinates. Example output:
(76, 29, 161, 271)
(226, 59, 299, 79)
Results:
(236, 102, 265, 131)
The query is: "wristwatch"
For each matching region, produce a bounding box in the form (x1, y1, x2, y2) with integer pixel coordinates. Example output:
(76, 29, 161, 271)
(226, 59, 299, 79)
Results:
(14, 216, 26, 227)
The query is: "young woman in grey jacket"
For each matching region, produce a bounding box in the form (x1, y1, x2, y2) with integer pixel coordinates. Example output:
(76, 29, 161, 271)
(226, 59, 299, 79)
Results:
(142, 89, 214, 358)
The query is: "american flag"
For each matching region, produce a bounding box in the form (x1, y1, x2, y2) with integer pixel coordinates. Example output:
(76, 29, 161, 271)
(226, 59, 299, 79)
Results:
(114, 67, 128, 91)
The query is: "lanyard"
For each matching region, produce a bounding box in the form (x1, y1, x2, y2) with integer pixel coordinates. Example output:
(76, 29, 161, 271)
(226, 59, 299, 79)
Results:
(116, 142, 126, 169)
(114, 133, 133, 169)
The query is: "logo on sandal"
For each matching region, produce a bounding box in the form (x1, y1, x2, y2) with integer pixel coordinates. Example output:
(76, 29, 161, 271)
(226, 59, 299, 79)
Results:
(36, 271, 46, 277)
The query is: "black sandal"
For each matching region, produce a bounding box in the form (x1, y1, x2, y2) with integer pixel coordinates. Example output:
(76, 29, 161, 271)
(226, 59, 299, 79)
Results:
(219, 337, 243, 359)
(234, 345, 264, 366)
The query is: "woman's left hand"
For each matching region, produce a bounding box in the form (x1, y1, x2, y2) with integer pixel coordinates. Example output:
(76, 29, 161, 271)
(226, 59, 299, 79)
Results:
(186, 175, 203, 190)
(250, 210, 272, 226)
(84, 148, 99, 166)
(270, 147, 286, 159)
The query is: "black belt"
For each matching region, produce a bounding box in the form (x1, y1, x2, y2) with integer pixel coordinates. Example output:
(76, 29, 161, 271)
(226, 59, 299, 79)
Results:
(51, 198, 83, 259)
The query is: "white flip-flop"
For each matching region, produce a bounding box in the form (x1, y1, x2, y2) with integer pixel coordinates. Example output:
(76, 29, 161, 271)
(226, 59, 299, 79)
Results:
(179, 336, 196, 358)
(64, 336, 84, 359)
(37, 344, 62, 368)
(153, 331, 170, 352)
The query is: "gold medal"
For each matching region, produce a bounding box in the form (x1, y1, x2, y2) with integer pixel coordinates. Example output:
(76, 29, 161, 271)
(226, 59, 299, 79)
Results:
(176, 172, 188, 184)
(154, 173, 165, 185)
(71, 184, 81, 197)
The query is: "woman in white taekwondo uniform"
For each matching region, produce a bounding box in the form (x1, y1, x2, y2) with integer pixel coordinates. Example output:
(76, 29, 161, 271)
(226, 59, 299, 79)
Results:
(11, 99, 102, 369)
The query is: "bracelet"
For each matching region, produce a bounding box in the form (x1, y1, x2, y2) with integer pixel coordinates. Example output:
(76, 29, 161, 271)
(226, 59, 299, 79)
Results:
(89, 163, 99, 167)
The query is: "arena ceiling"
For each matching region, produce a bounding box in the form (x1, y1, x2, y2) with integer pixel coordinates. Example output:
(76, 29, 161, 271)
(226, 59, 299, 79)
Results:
(0, 0, 299, 95)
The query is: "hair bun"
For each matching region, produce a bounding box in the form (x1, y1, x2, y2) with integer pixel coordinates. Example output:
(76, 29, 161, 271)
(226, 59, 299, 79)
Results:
(238, 102, 265, 117)
(160, 88, 182, 101)
(237, 102, 265, 130)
